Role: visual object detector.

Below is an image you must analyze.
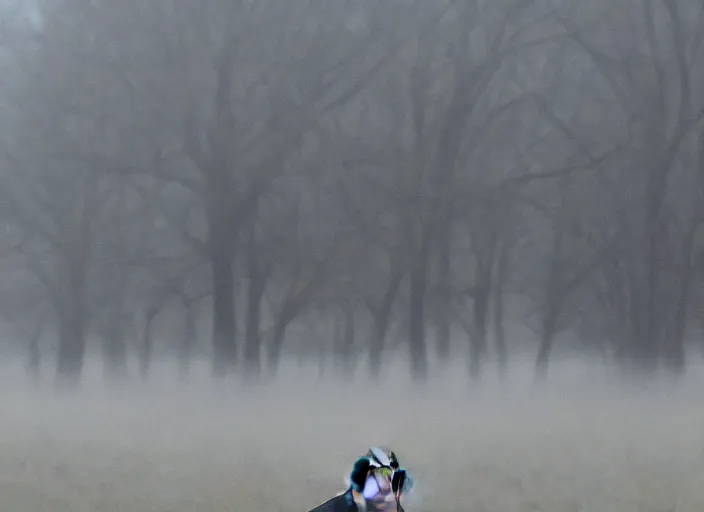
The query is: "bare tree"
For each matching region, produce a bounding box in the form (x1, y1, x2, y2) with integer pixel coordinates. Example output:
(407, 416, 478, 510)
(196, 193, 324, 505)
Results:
(555, 0, 704, 374)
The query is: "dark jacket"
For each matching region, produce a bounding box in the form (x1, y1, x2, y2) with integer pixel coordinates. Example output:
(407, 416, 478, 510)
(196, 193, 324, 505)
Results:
(308, 489, 406, 512)
(308, 490, 358, 512)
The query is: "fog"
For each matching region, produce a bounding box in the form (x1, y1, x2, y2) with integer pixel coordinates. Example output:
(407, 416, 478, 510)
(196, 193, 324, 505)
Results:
(1, 0, 704, 510)
(1, 358, 703, 512)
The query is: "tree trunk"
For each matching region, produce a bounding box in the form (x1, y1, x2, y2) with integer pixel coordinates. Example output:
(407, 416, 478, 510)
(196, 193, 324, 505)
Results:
(641, 212, 662, 372)
(534, 312, 558, 382)
(368, 270, 403, 380)
(468, 282, 490, 381)
(139, 309, 158, 382)
(408, 227, 430, 383)
(335, 306, 356, 380)
(494, 239, 509, 382)
(244, 267, 267, 381)
(368, 318, 386, 381)
(25, 326, 42, 383)
(56, 312, 86, 388)
(317, 333, 327, 380)
(434, 227, 451, 363)
(623, 239, 659, 375)
(621, 251, 648, 372)
(178, 303, 196, 383)
(266, 293, 304, 378)
(661, 222, 698, 375)
(266, 275, 321, 378)
(266, 319, 289, 379)
(625, 157, 669, 375)
(209, 214, 237, 379)
(534, 198, 566, 383)
(55, 267, 87, 388)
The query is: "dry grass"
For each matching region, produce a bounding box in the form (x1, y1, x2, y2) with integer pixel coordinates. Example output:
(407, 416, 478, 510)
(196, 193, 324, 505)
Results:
(0, 359, 703, 512)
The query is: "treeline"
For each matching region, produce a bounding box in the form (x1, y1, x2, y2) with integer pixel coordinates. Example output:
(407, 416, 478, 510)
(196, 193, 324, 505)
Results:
(0, 0, 702, 386)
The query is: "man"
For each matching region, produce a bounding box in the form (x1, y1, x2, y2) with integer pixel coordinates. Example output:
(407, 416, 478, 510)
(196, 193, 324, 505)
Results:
(308, 447, 413, 512)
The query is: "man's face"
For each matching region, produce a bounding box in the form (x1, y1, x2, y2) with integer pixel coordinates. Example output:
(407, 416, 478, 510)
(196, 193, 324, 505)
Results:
(362, 468, 398, 512)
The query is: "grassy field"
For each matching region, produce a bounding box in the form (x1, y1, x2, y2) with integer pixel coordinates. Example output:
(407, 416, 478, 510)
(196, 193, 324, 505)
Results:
(0, 360, 703, 512)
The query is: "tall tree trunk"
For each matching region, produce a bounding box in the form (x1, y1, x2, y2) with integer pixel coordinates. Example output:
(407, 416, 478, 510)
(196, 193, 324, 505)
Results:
(25, 326, 42, 383)
(368, 269, 403, 380)
(661, 221, 699, 375)
(56, 312, 86, 388)
(139, 308, 158, 382)
(243, 198, 270, 381)
(55, 265, 87, 388)
(267, 294, 304, 378)
(193, 53, 240, 380)
(468, 281, 490, 381)
(243, 237, 269, 380)
(434, 226, 451, 363)
(494, 239, 509, 381)
(534, 311, 558, 382)
(178, 302, 196, 383)
(534, 194, 566, 383)
(266, 319, 289, 379)
(640, 212, 661, 372)
(266, 272, 322, 378)
(628, 150, 669, 374)
(624, 228, 660, 375)
(335, 305, 356, 380)
(243, 274, 265, 380)
(209, 212, 236, 379)
(317, 329, 327, 380)
(408, 226, 430, 383)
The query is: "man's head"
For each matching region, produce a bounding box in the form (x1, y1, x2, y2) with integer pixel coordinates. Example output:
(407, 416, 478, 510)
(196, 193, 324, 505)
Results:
(348, 447, 412, 512)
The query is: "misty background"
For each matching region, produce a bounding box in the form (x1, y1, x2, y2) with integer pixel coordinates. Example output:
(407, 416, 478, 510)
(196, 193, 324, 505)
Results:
(0, 0, 703, 389)
(2, 2, 704, 512)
